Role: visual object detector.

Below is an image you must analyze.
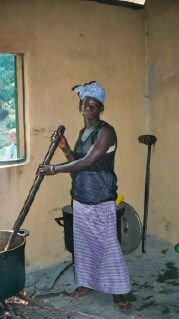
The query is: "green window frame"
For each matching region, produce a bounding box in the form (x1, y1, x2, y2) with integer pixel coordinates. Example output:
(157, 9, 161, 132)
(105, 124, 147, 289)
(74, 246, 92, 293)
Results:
(0, 53, 26, 165)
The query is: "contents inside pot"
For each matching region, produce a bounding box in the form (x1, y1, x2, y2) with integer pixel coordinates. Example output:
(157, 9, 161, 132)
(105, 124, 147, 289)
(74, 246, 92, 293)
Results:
(0, 242, 7, 252)
(0, 244, 5, 251)
(0, 232, 24, 252)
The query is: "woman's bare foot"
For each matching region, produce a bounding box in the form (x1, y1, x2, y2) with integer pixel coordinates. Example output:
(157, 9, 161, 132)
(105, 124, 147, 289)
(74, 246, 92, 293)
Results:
(113, 294, 132, 312)
(70, 286, 93, 298)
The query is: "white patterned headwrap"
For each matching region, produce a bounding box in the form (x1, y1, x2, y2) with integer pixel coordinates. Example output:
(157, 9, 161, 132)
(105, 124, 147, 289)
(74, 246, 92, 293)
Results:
(73, 82, 105, 104)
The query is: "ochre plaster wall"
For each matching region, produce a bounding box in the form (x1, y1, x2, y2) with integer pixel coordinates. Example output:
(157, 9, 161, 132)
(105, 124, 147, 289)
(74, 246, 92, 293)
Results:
(145, 0, 179, 244)
(0, 0, 145, 269)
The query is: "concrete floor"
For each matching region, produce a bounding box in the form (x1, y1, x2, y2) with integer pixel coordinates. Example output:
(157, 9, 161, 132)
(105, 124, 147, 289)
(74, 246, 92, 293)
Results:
(16, 235, 179, 319)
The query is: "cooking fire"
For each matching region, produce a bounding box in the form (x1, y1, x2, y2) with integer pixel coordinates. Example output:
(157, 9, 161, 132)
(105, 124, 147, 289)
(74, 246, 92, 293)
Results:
(0, 291, 30, 319)
(5, 293, 29, 306)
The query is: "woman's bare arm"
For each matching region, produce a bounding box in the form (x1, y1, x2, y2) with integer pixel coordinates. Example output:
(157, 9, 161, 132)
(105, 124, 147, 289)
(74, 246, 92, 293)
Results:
(38, 125, 116, 175)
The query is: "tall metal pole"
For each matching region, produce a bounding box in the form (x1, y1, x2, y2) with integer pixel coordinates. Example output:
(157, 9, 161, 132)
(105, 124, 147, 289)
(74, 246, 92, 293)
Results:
(138, 134, 157, 253)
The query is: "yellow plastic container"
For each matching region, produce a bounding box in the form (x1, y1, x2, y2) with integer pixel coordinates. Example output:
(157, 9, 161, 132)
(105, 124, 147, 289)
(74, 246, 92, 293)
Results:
(115, 193, 125, 206)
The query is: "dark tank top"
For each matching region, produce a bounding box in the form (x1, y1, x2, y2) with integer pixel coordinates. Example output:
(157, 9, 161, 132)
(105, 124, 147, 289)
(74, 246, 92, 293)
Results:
(71, 120, 118, 205)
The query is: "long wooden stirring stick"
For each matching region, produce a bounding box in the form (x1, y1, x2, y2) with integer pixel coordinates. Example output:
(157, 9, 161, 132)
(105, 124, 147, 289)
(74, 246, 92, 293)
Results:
(5, 125, 65, 251)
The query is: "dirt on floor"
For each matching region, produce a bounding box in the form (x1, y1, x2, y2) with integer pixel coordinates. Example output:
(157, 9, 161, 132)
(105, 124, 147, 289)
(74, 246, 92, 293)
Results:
(2, 235, 179, 319)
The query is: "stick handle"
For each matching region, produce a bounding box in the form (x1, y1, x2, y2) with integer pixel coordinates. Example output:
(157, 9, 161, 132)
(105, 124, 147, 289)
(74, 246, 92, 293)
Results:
(142, 144, 151, 253)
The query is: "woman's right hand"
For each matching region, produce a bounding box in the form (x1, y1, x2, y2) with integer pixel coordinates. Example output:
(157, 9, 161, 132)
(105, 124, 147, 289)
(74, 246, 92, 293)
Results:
(59, 136, 74, 160)
(59, 135, 69, 152)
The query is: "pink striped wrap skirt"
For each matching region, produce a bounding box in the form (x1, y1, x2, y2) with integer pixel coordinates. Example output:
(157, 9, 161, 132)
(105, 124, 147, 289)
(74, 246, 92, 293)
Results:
(73, 199, 131, 294)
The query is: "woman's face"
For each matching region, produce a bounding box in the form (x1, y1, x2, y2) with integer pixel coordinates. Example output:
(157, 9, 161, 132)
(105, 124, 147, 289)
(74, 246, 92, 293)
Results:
(81, 97, 103, 120)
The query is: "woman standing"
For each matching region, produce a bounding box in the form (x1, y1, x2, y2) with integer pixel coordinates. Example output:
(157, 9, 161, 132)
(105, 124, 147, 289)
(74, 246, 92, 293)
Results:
(38, 81, 132, 312)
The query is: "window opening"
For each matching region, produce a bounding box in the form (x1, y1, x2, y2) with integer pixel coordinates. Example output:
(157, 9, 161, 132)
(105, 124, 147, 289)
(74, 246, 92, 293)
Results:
(0, 53, 26, 165)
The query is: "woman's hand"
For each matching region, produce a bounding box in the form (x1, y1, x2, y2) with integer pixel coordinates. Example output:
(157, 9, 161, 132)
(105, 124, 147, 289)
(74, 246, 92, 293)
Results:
(59, 136, 74, 160)
(37, 164, 56, 176)
(59, 136, 69, 151)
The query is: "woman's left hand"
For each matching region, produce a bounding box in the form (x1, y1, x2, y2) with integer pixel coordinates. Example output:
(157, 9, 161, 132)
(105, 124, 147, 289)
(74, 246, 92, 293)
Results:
(37, 164, 55, 176)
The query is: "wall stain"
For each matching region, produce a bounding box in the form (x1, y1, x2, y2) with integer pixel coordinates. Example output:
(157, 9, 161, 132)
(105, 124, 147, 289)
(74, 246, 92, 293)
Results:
(31, 127, 52, 138)
(165, 221, 171, 231)
(17, 168, 23, 176)
(32, 127, 48, 137)
(32, 128, 45, 133)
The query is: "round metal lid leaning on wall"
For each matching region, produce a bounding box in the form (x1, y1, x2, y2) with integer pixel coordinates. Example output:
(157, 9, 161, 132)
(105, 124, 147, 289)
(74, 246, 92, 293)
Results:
(119, 0, 146, 4)
(117, 201, 142, 255)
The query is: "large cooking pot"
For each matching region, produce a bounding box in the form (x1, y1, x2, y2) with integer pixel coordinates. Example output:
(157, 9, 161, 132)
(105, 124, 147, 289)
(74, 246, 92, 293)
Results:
(0, 229, 29, 300)
(55, 202, 142, 256)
